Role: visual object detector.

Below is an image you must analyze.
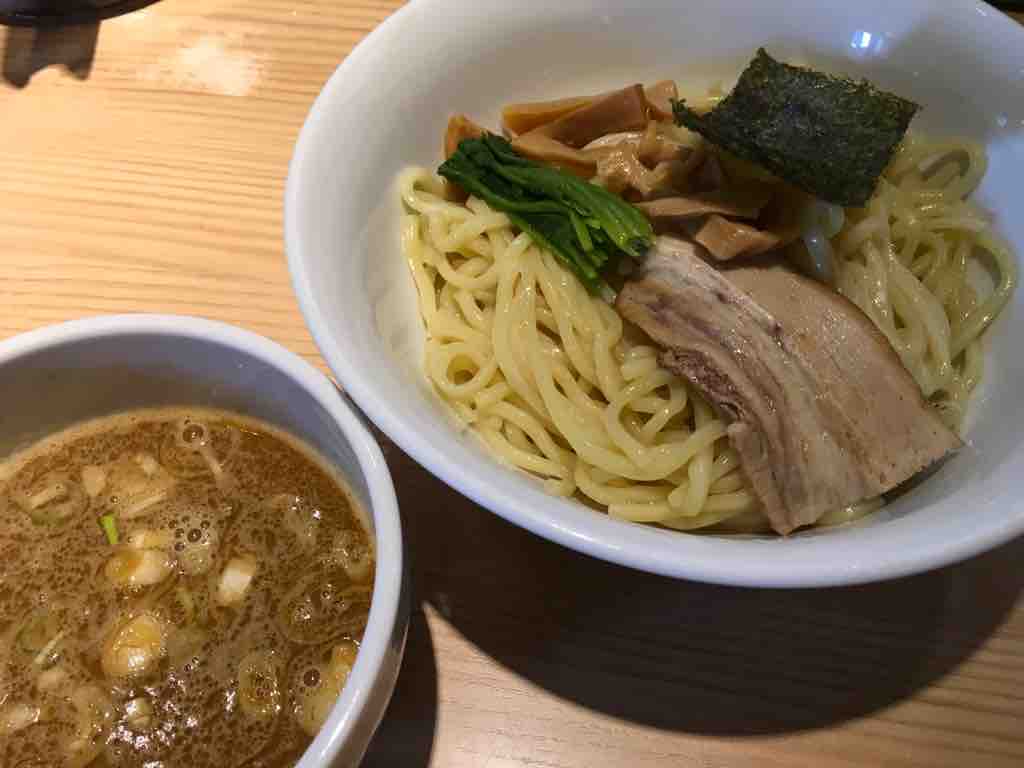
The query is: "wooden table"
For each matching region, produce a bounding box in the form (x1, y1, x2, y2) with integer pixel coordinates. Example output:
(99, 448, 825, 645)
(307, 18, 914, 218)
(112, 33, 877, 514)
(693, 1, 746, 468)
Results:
(2, 3, 1023, 766)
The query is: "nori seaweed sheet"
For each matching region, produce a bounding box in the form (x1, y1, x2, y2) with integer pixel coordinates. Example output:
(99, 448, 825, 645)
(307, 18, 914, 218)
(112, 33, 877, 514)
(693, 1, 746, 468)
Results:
(673, 48, 919, 206)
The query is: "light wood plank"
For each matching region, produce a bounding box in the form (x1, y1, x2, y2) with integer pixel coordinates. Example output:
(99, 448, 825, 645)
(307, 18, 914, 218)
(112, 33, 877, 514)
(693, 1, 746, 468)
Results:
(1, 5, 1022, 767)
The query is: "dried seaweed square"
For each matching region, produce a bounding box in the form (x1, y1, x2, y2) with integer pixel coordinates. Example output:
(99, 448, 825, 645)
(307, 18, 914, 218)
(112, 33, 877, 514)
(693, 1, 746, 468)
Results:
(673, 49, 919, 206)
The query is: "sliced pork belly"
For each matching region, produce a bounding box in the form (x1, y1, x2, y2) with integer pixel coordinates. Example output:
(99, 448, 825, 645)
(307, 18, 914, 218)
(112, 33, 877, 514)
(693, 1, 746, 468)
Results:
(615, 236, 961, 533)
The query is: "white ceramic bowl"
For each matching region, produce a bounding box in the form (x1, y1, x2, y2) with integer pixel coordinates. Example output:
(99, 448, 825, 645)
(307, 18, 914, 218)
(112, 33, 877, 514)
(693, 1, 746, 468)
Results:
(286, 0, 1024, 587)
(0, 315, 406, 767)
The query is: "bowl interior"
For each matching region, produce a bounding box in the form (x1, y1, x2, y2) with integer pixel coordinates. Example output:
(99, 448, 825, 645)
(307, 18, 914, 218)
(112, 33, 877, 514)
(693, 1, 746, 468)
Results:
(0, 330, 365, 493)
(0, 318, 405, 766)
(287, 0, 1024, 586)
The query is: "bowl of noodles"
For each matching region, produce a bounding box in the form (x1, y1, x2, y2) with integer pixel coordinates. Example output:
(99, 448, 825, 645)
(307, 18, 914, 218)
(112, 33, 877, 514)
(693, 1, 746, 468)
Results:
(286, 0, 1024, 586)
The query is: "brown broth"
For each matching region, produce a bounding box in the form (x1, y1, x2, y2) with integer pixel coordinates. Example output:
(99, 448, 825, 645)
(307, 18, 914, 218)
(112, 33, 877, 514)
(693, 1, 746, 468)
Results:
(0, 407, 374, 768)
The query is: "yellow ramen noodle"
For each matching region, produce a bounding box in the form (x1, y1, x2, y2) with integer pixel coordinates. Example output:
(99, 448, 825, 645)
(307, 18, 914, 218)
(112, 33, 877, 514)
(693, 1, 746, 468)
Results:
(400, 168, 757, 531)
(399, 131, 1016, 533)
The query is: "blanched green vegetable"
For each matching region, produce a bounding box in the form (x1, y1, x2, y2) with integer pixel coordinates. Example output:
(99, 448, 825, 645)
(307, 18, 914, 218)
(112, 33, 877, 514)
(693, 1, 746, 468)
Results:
(438, 134, 653, 291)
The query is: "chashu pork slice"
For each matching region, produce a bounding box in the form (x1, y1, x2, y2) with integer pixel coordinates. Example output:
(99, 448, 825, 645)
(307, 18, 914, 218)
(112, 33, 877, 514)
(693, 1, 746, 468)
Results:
(615, 236, 961, 534)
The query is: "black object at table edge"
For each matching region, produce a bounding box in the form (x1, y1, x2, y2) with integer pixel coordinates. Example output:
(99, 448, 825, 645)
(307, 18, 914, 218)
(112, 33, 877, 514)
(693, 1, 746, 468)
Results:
(0, 0, 160, 27)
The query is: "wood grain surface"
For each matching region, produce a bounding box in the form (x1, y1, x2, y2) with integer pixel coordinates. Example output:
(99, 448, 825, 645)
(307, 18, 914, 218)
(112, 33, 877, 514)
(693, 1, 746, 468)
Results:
(2, 4, 1023, 766)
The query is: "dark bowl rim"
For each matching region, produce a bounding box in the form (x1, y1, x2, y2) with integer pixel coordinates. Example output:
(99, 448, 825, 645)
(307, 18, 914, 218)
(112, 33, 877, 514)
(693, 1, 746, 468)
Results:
(0, 0, 159, 27)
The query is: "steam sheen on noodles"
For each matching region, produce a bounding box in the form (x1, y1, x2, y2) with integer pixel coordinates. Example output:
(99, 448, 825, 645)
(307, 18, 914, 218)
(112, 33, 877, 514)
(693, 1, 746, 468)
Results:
(400, 132, 1015, 532)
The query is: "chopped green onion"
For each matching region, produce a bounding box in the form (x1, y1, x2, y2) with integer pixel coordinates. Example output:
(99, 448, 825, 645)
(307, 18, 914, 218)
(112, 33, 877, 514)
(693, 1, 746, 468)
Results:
(99, 514, 119, 546)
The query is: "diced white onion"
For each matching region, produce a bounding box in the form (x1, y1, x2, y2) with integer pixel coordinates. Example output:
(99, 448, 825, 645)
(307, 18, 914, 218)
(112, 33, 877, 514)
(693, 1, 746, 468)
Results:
(124, 696, 155, 732)
(134, 453, 160, 477)
(126, 529, 172, 550)
(101, 613, 167, 679)
(216, 557, 257, 606)
(81, 466, 108, 498)
(104, 549, 172, 588)
(0, 702, 41, 735)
